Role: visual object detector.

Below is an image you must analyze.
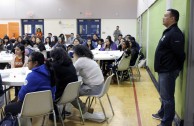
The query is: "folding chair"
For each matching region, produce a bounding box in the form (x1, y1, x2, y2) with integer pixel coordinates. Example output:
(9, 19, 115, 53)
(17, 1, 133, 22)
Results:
(56, 81, 84, 126)
(85, 74, 114, 123)
(114, 54, 131, 85)
(17, 90, 57, 126)
(130, 54, 141, 80)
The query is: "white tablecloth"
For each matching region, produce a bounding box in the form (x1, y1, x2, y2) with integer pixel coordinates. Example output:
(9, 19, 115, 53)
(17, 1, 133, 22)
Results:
(0, 67, 31, 86)
(91, 50, 123, 60)
(0, 51, 13, 63)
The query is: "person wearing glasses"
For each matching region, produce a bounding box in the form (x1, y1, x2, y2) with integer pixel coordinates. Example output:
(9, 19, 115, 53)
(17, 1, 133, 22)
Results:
(4, 52, 56, 116)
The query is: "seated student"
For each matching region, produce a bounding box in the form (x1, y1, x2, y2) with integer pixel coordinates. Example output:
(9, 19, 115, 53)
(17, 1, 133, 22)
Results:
(83, 38, 94, 50)
(96, 38, 104, 50)
(49, 47, 78, 119)
(130, 40, 139, 66)
(4, 52, 56, 116)
(71, 45, 104, 115)
(129, 36, 140, 51)
(52, 37, 66, 50)
(30, 36, 36, 46)
(0, 39, 7, 69)
(50, 36, 58, 48)
(0, 38, 5, 51)
(11, 44, 28, 102)
(21, 40, 34, 57)
(100, 36, 117, 75)
(67, 44, 74, 58)
(103, 39, 131, 77)
(117, 38, 125, 51)
(12, 36, 23, 53)
(4, 36, 13, 53)
(115, 34, 123, 46)
(72, 38, 80, 46)
(44, 37, 51, 49)
(35, 37, 46, 52)
(100, 36, 117, 51)
(50, 47, 78, 102)
(0, 74, 4, 108)
(111, 40, 131, 81)
(91, 34, 98, 48)
(76, 34, 84, 44)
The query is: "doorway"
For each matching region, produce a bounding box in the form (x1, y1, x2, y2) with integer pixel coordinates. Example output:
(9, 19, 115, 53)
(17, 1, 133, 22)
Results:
(21, 19, 44, 39)
(77, 19, 101, 40)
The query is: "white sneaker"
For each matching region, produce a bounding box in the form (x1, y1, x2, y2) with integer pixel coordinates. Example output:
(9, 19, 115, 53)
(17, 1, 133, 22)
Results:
(83, 112, 105, 122)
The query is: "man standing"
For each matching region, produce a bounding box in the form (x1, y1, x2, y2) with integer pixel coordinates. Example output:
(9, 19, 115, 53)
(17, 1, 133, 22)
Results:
(152, 9, 185, 126)
(113, 26, 122, 42)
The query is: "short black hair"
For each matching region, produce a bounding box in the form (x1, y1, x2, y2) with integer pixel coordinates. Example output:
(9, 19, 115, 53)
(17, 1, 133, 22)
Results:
(3, 36, 9, 41)
(73, 45, 94, 59)
(118, 34, 123, 37)
(167, 9, 179, 22)
(30, 52, 45, 66)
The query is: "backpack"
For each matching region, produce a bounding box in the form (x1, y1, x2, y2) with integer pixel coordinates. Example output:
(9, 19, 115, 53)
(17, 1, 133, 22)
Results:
(0, 113, 18, 126)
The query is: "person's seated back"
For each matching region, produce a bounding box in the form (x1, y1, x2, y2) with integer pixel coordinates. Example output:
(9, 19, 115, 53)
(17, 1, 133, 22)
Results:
(73, 45, 104, 95)
(4, 52, 56, 116)
(130, 41, 139, 66)
(19, 52, 56, 101)
(50, 47, 78, 101)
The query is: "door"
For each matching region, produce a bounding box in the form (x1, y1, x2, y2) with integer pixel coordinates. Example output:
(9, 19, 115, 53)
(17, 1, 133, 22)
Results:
(21, 19, 44, 39)
(77, 19, 101, 40)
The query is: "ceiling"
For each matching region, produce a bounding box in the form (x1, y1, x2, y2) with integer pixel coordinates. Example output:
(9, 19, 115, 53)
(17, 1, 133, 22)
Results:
(0, 0, 137, 19)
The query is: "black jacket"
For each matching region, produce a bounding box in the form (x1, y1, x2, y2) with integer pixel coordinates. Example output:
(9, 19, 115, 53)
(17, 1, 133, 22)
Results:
(5, 41, 13, 51)
(154, 23, 185, 73)
(52, 61, 78, 101)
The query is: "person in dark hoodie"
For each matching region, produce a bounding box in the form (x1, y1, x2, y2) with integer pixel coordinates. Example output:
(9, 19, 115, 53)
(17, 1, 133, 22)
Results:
(4, 52, 56, 116)
(50, 47, 77, 101)
(4, 36, 13, 53)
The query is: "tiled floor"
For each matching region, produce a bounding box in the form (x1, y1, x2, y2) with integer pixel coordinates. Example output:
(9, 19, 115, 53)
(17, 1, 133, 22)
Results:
(10, 68, 163, 126)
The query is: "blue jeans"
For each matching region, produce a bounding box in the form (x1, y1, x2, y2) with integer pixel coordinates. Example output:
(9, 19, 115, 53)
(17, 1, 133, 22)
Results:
(157, 70, 180, 126)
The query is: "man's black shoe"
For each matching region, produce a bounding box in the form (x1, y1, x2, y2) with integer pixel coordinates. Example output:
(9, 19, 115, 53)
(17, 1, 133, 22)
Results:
(152, 113, 162, 120)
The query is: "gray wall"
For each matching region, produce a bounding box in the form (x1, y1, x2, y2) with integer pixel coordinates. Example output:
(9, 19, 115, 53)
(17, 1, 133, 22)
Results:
(0, 0, 137, 19)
